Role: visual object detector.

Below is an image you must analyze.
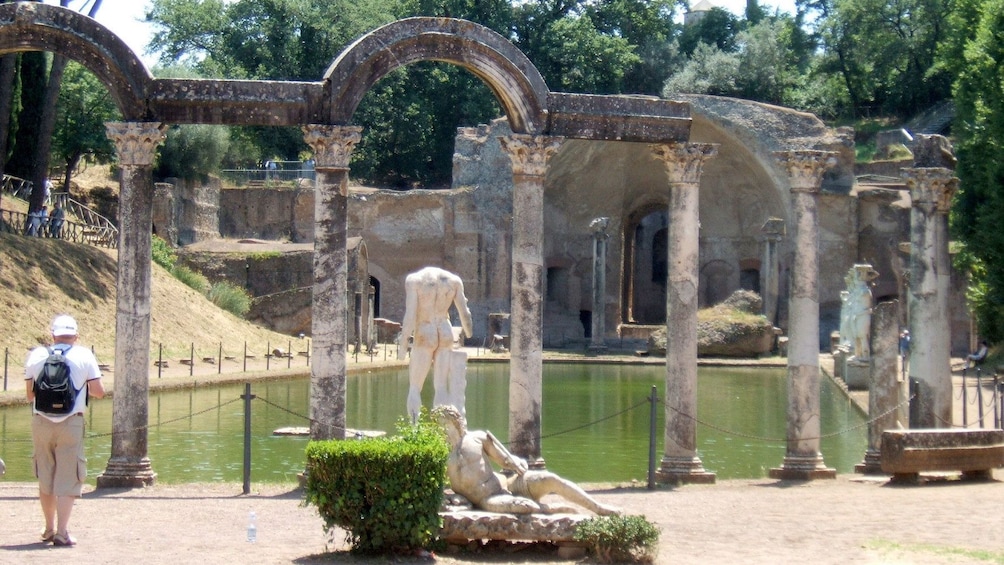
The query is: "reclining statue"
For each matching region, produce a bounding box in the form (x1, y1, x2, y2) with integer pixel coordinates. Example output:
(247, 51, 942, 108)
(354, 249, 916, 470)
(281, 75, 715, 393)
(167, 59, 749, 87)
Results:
(434, 405, 620, 516)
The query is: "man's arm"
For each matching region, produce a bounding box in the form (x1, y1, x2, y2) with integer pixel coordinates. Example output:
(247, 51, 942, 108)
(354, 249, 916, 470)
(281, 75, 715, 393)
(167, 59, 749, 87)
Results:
(452, 278, 474, 339)
(481, 430, 528, 475)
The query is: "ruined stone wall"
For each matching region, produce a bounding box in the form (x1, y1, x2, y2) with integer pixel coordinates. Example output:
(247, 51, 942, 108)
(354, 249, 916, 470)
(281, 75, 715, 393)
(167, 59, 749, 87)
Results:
(177, 250, 313, 297)
(152, 178, 220, 245)
(817, 191, 859, 349)
(219, 187, 313, 242)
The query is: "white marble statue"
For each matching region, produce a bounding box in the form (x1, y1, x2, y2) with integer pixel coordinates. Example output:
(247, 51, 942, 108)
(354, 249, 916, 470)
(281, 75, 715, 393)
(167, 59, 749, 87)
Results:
(842, 264, 879, 360)
(838, 289, 851, 351)
(398, 267, 474, 421)
(434, 405, 620, 516)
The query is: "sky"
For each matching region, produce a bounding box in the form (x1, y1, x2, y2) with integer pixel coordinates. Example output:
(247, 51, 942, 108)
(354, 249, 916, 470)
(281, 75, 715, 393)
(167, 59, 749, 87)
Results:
(53, 0, 799, 70)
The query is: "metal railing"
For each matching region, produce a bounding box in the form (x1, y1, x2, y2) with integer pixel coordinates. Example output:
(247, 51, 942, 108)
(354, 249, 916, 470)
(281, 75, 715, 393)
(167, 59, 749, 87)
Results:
(0, 208, 118, 248)
(1, 173, 32, 200)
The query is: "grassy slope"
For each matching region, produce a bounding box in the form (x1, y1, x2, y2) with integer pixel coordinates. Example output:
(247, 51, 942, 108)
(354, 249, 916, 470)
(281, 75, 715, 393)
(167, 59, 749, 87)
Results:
(0, 230, 298, 363)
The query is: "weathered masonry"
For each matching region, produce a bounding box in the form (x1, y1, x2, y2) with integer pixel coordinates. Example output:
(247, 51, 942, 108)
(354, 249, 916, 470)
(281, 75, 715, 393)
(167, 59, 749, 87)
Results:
(1, 2, 953, 486)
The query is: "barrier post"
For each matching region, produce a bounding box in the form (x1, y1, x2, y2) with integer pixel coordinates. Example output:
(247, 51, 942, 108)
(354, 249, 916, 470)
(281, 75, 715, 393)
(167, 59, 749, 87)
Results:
(266, 342, 270, 371)
(648, 385, 658, 490)
(962, 367, 968, 427)
(219, 343, 223, 374)
(977, 367, 986, 428)
(3, 347, 8, 391)
(242, 382, 255, 495)
(287, 340, 292, 369)
(158, 343, 163, 379)
(243, 341, 247, 372)
(189, 343, 195, 377)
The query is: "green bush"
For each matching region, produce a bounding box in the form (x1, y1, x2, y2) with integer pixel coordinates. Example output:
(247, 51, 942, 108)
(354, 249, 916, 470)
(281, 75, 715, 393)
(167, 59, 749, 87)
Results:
(207, 282, 251, 317)
(574, 514, 660, 564)
(171, 265, 210, 293)
(151, 235, 177, 270)
(303, 415, 448, 553)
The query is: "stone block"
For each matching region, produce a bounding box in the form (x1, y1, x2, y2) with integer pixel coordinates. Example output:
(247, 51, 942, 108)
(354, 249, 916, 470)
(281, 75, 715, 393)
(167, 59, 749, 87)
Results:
(880, 429, 1004, 481)
(440, 511, 589, 543)
(843, 358, 870, 390)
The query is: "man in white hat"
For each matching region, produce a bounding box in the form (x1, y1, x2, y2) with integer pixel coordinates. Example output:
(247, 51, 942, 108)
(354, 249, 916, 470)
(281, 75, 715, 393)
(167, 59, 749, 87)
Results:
(24, 315, 105, 547)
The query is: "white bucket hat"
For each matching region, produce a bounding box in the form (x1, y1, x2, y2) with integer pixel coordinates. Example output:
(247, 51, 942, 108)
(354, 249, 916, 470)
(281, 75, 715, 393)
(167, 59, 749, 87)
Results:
(51, 315, 78, 337)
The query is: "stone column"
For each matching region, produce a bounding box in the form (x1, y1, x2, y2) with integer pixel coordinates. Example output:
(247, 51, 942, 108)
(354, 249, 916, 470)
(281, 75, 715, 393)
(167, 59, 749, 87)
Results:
(856, 300, 900, 474)
(499, 134, 563, 465)
(589, 217, 610, 352)
(97, 122, 166, 488)
(769, 150, 837, 481)
(760, 217, 785, 325)
(303, 125, 362, 440)
(651, 142, 718, 485)
(903, 167, 958, 428)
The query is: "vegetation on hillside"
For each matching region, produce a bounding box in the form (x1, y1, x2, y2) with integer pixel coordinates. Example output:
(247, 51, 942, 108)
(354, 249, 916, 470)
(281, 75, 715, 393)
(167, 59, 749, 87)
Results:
(0, 231, 293, 361)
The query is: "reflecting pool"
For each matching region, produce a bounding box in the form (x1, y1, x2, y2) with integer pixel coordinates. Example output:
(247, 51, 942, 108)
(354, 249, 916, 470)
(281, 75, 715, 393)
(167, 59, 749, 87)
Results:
(0, 363, 867, 483)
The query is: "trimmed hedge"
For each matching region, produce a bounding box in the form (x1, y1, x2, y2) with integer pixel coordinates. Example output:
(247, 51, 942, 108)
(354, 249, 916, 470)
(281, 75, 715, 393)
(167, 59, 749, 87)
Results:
(303, 416, 448, 553)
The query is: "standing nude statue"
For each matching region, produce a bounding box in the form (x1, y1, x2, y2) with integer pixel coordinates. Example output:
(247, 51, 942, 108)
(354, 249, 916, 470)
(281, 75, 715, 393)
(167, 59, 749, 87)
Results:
(434, 405, 620, 516)
(398, 267, 474, 421)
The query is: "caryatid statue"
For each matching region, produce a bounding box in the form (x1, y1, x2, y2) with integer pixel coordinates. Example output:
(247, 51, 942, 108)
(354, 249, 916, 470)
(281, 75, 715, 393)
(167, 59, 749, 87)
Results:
(398, 267, 474, 420)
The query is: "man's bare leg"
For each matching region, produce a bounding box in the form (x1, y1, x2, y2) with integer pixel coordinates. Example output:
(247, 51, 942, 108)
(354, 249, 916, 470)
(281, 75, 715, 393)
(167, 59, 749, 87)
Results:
(478, 494, 541, 515)
(407, 348, 434, 421)
(518, 473, 621, 516)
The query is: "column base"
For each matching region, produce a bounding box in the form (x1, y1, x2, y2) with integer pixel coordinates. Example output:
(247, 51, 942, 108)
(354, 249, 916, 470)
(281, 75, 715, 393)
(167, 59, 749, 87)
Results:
(854, 449, 884, 475)
(769, 454, 836, 481)
(655, 456, 716, 485)
(96, 457, 157, 489)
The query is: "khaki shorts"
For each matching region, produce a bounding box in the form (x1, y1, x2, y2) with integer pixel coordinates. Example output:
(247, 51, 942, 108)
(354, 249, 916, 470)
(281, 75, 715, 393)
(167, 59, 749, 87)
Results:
(31, 414, 86, 497)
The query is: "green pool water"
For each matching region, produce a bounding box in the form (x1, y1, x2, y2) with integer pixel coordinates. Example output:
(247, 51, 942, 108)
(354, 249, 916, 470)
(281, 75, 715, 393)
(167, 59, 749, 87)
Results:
(0, 363, 867, 484)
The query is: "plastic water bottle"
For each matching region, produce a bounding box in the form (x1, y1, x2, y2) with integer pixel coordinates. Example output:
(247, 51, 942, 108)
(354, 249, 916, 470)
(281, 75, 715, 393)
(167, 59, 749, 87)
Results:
(247, 511, 257, 543)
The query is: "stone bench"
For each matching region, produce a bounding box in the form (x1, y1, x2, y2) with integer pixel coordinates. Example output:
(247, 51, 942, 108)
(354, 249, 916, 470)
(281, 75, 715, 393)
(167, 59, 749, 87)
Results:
(880, 429, 1004, 483)
(440, 511, 588, 558)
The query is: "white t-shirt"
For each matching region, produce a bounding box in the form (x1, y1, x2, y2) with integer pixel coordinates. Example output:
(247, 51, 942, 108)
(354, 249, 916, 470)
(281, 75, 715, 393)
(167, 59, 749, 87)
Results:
(25, 344, 102, 422)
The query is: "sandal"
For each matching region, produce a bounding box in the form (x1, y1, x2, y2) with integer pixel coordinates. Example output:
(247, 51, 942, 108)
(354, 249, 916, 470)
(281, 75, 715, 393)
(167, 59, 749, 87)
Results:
(52, 532, 76, 547)
(41, 529, 55, 543)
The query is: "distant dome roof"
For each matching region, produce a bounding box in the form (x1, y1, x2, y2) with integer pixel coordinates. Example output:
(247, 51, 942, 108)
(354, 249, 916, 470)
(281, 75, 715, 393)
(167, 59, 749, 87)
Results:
(689, 0, 718, 12)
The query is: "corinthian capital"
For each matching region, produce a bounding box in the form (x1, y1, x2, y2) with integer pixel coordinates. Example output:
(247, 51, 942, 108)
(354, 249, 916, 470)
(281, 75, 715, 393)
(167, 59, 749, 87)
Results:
(105, 122, 166, 167)
(902, 168, 959, 214)
(302, 125, 363, 169)
(498, 134, 564, 177)
(650, 143, 719, 185)
(773, 150, 837, 193)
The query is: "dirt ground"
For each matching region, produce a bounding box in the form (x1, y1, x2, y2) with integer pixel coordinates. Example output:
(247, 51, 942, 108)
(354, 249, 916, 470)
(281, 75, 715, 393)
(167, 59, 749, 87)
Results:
(1, 473, 1003, 565)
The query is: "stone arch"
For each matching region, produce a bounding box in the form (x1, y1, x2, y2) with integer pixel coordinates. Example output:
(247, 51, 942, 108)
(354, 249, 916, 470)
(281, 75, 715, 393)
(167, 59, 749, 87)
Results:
(0, 2, 151, 120)
(324, 17, 548, 133)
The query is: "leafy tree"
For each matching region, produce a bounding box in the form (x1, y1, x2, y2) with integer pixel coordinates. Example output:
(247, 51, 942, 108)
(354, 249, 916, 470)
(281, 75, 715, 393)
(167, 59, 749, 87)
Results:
(678, 7, 740, 56)
(950, 0, 1004, 340)
(155, 125, 231, 182)
(806, 0, 953, 118)
(51, 62, 120, 191)
(662, 18, 799, 106)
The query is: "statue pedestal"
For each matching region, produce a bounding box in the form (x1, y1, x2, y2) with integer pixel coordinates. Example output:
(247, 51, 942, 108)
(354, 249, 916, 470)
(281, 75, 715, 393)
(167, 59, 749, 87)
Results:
(843, 357, 870, 390)
(832, 347, 849, 380)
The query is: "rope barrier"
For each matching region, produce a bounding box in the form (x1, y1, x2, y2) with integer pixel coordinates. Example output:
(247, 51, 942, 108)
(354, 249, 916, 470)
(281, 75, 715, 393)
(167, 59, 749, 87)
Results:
(658, 394, 915, 443)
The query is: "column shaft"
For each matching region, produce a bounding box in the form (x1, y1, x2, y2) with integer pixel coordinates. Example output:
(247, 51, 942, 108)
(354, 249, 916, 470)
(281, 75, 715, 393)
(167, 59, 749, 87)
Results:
(97, 122, 166, 488)
(904, 168, 958, 428)
(652, 143, 717, 484)
(590, 218, 610, 351)
(499, 134, 562, 465)
(856, 300, 900, 473)
(303, 125, 362, 440)
(770, 150, 837, 481)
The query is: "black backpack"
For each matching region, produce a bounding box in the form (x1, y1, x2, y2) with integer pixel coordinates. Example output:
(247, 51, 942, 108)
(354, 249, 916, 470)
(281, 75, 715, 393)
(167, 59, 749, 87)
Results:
(33, 346, 81, 415)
